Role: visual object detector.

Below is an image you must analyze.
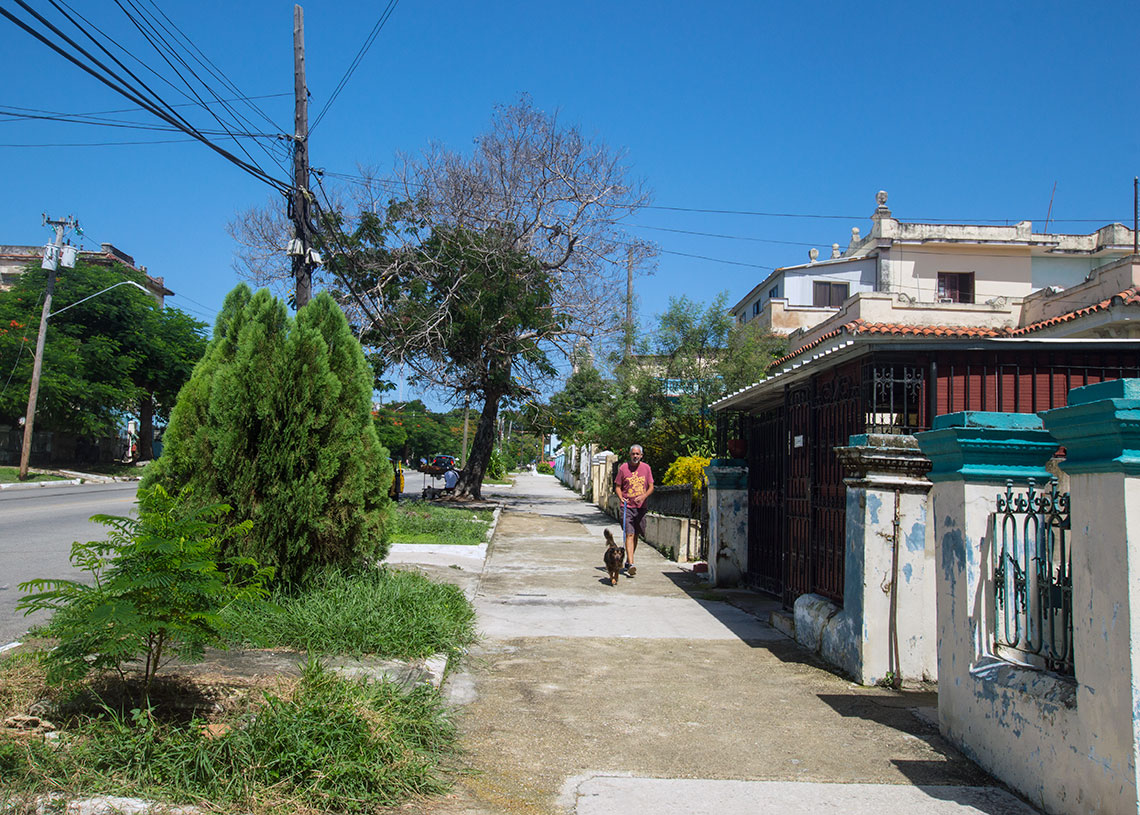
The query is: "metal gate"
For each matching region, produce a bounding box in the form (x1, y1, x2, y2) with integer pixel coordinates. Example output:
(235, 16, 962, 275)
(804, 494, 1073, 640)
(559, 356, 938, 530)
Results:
(745, 406, 784, 596)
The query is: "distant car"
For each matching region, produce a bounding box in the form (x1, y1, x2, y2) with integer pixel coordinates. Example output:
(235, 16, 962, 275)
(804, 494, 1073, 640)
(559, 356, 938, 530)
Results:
(421, 454, 457, 476)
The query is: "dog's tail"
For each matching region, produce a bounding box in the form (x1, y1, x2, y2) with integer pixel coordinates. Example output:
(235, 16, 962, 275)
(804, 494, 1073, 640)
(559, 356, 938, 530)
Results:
(604, 528, 615, 546)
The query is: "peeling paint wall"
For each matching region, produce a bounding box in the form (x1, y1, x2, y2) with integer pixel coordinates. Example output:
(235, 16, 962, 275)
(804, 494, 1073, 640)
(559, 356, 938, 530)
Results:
(706, 461, 748, 586)
(919, 393, 1140, 815)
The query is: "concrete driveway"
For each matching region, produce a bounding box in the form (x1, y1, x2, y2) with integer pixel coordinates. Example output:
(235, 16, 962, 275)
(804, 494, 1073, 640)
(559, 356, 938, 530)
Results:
(417, 472, 1040, 815)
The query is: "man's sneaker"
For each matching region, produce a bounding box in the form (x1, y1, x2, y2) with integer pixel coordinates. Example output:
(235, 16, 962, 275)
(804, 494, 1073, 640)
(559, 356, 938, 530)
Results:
(627, 565, 637, 576)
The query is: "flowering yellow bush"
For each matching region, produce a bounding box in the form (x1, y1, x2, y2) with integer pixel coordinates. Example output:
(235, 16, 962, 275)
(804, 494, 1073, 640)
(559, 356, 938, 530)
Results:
(662, 455, 710, 509)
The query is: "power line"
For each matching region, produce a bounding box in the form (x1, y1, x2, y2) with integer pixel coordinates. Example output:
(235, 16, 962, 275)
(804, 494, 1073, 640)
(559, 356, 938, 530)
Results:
(0, 0, 291, 193)
(309, 0, 400, 134)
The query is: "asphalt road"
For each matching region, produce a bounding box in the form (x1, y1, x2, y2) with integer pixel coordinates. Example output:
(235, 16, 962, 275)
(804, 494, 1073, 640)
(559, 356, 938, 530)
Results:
(0, 481, 139, 646)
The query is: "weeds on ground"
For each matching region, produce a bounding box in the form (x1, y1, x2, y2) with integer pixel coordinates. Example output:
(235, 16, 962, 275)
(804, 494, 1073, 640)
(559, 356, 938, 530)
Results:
(222, 567, 477, 659)
(0, 658, 457, 813)
(391, 501, 492, 546)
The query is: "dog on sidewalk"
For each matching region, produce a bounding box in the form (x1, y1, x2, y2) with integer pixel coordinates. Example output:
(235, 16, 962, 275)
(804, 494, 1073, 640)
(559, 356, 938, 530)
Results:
(603, 529, 626, 587)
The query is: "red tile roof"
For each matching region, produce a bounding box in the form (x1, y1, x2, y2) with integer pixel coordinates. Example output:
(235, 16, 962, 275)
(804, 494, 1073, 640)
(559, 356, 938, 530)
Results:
(1009, 286, 1140, 336)
(768, 319, 1010, 370)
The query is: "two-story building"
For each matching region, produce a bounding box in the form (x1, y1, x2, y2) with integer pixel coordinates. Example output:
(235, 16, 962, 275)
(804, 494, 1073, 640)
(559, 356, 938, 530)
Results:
(730, 190, 1136, 340)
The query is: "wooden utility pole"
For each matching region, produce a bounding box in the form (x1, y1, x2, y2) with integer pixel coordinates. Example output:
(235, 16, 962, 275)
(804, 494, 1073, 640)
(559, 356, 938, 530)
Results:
(19, 215, 78, 480)
(291, 4, 314, 307)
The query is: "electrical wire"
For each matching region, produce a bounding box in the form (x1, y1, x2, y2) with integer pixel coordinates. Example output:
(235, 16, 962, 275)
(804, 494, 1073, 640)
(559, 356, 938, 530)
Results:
(111, 0, 288, 176)
(309, 0, 400, 134)
(0, 0, 291, 193)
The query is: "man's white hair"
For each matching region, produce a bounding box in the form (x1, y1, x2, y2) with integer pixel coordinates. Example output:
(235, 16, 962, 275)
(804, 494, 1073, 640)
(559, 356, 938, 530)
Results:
(630, 444, 644, 454)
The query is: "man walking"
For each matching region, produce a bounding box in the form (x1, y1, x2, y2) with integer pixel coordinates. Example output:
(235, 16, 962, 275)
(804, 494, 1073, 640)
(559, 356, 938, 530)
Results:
(614, 444, 654, 576)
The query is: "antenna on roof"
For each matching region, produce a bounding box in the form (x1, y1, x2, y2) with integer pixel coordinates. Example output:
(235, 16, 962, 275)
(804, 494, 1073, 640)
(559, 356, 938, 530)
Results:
(1044, 181, 1057, 234)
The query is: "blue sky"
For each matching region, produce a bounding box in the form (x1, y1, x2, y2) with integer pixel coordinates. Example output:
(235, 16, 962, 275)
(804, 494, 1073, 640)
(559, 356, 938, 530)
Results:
(2, 0, 1138, 403)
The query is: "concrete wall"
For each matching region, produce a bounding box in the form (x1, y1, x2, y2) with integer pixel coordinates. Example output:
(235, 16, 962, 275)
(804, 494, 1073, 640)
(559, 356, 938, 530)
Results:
(705, 459, 748, 586)
(792, 435, 936, 686)
(917, 389, 1140, 815)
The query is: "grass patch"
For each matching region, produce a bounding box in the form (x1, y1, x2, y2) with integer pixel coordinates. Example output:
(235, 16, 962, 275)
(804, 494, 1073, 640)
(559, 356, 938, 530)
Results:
(65, 461, 145, 478)
(391, 501, 493, 546)
(222, 567, 477, 660)
(0, 658, 458, 813)
(0, 467, 67, 484)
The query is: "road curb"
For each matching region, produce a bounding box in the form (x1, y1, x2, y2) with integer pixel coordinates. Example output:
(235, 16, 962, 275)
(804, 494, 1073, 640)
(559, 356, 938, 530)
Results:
(0, 478, 83, 491)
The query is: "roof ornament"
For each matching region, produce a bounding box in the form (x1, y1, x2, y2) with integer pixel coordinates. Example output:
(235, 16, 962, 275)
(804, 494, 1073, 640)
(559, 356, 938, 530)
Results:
(831, 243, 841, 259)
(808, 247, 819, 263)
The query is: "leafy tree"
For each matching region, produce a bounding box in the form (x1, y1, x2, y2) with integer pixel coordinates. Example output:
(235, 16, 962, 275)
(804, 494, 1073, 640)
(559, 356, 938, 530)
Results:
(568, 292, 786, 469)
(288, 99, 653, 498)
(548, 363, 609, 446)
(0, 261, 207, 439)
(18, 485, 270, 705)
(144, 285, 391, 585)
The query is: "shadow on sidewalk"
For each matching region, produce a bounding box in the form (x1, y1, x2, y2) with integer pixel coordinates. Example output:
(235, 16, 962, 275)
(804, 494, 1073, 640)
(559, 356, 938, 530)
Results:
(891, 762, 1030, 809)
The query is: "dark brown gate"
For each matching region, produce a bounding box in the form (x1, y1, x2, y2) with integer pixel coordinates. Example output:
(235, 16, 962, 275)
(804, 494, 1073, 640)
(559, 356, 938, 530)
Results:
(745, 406, 784, 596)
(729, 344, 1140, 609)
(810, 363, 865, 603)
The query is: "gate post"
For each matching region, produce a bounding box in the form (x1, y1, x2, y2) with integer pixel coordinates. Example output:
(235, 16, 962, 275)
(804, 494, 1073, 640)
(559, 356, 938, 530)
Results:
(1041, 379, 1140, 814)
(826, 433, 933, 685)
(705, 458, 748, 586)
(915, 412, 1060, 808)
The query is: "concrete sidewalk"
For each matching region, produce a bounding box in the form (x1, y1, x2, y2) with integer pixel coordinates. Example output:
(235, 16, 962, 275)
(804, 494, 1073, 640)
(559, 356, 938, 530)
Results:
(423, 472, 1039, 815)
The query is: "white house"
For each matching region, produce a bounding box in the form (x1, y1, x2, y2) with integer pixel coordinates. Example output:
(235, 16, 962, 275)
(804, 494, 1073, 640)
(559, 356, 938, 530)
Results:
(730, 190, 1136, 339)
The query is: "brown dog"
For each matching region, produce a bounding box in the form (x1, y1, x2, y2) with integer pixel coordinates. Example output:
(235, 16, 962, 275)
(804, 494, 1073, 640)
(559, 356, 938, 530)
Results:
(604, 529, 626, 586)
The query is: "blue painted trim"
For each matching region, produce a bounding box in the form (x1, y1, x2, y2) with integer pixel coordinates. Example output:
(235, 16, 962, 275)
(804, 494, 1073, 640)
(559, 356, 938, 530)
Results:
(1041, 382, 1140, 475)
(916, 414, 1056, 483)
(706, 461, 748, 490)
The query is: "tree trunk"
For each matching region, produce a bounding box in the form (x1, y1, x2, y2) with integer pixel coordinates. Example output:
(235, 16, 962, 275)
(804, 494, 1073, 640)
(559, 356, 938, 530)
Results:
(139, 394, 155, 461)
(456, 387, 504, 500)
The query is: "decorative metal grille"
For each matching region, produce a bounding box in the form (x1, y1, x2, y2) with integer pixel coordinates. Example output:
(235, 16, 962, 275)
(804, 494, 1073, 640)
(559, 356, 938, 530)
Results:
(865, 364, 925, 434)
(993, 478, 1074, 676)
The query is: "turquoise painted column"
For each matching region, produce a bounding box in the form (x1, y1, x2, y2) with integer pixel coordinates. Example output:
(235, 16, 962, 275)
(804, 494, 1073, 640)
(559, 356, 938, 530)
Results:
(915, 412, 1059, 806)
(1042, 379, 1140, 813)
(705, 458, 748, 587)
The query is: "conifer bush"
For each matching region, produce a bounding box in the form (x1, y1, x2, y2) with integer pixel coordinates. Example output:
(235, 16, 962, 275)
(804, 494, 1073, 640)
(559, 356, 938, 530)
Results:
(144, 285, 392, 585)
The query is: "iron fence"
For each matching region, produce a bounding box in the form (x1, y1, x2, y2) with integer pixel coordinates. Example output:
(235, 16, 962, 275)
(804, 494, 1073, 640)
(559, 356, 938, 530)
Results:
(993, 478, 1074, 676)
(649, 484, 696, 518)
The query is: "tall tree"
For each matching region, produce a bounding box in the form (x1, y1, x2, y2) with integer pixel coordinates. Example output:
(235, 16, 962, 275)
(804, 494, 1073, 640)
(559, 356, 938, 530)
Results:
(316, 98, 653, 497)
(144, 285, 391, 585)
(0, 261, 206, 440)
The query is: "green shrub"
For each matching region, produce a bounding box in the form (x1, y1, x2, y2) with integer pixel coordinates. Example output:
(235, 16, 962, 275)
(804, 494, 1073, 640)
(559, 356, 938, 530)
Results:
(144, 286, 392, 585)
(486, 447, 507, 481)
(536, 461, 554, 475)
(17, 486, 271, 703)
(662, 454, 710, 511)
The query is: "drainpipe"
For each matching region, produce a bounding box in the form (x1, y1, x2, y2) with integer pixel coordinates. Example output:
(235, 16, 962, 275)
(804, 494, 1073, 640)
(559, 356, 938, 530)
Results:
(887, 488, 903, 689)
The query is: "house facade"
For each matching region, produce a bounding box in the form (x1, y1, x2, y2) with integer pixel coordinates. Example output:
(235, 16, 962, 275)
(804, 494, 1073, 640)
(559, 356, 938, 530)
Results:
(730, 190, 1137, 340)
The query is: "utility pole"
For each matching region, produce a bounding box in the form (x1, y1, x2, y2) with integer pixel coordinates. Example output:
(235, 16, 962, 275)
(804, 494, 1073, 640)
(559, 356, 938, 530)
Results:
(19, 215, 79, 480)
(290, 3, 314, 308)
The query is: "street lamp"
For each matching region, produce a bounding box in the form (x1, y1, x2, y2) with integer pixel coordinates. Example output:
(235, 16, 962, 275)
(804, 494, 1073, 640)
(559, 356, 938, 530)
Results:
(17, 249, 151, 480)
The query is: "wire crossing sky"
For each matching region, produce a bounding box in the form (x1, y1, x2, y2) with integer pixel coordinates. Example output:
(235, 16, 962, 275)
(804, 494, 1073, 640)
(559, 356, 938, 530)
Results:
(1, 0, 1138, 372)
